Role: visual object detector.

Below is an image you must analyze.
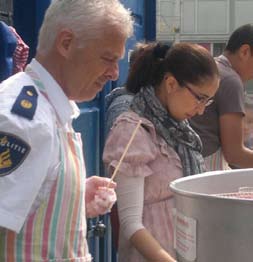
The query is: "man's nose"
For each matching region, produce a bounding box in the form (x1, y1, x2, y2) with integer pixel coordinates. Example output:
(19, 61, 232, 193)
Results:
(106, 63, 119, 81)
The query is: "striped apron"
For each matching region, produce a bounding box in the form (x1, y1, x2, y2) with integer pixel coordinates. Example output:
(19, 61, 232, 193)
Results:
(0, 68, 91, 262)
(204, 147, 230, 171)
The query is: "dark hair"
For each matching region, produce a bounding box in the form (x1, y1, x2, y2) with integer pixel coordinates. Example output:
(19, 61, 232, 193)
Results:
(126, 42, 219, 94)
(225, 24, 253, 53)
(129, 42, 147, 66)
(128, 41, 172, 66)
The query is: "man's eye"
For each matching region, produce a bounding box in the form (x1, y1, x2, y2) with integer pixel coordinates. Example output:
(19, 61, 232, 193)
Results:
(102, 57, 114, 63)
(199, 96, 208, 102)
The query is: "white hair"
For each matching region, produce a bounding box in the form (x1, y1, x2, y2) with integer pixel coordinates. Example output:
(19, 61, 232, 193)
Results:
(37, 0, 134, 54)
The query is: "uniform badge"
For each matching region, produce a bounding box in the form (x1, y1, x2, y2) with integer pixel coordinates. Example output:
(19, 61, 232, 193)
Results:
(0, 132, 30, 177)
(11, 85, 38, 120)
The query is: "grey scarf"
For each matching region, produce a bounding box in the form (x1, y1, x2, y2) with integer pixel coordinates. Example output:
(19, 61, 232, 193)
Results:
(130, 85, 206, 176)
(105, 87, 133, 136)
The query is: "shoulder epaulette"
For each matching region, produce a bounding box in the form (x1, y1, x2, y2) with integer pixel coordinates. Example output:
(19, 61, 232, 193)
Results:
(11, 85, 38, 120)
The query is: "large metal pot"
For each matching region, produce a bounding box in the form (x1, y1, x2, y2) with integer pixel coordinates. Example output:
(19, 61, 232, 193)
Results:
(170, 168, 253, 262)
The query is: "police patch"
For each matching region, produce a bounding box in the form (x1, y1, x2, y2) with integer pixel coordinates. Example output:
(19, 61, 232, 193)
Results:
(0, 132, 30, 177)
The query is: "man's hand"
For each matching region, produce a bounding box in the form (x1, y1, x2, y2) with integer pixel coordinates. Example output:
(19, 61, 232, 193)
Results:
(85, 176, 117, 218)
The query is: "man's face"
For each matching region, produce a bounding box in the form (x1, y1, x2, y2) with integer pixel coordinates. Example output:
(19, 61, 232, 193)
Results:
(246, 52, 253, 80)
(62, 28, 126, 102)
(240, 45, 253, 81)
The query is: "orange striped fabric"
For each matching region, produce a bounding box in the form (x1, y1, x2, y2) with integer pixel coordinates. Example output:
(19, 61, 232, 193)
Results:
(204, 148, 230, 171)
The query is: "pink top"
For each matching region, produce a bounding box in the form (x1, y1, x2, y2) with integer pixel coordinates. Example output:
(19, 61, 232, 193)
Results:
(103, 111, 183, 262)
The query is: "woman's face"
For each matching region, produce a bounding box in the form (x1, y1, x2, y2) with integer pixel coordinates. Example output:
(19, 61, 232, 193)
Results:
(158, 75, 219, 121)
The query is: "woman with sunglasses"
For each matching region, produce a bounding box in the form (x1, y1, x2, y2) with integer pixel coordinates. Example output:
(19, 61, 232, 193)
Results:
(103, 42, 219, 262)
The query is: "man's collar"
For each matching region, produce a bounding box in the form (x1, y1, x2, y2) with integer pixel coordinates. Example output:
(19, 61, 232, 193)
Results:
(29, 59, 80, 126)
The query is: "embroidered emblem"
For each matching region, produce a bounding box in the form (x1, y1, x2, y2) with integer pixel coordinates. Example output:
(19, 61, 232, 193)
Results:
(21, 100, 33, 109)
(0, 132, 30, 177)
(11, 85, 38, 120)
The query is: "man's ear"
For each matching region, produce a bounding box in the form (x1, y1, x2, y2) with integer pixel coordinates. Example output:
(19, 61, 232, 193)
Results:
(239, 44, 251, 61)
(55, 29, 75, 58)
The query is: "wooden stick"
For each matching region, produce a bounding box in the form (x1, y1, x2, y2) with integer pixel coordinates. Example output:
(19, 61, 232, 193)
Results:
(107, 120, 142, 187)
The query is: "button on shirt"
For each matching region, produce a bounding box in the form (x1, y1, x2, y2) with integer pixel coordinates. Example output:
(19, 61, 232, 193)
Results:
(0, 59, 80, 233)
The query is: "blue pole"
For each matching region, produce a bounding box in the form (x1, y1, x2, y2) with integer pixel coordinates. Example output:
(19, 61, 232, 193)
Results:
(13, 0, 51, 61)
(145, 0, 156, 41)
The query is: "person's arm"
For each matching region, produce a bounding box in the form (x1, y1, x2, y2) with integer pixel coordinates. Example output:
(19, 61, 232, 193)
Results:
(0, 121, 56, 232)
(220, 112, 253, 167)
(131, 229, 176, 262)
(116, 175, 176, 262)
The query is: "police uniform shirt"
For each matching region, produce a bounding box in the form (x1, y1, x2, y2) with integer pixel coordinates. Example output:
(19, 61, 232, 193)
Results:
(0, 59, 80, 233)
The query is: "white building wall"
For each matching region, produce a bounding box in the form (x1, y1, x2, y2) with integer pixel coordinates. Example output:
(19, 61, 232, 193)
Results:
(157, 0, 253, 45)
(235, 1, 253, 28)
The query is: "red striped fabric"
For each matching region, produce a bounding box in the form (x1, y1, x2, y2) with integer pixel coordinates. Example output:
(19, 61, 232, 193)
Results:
(9, 26, 29, 74)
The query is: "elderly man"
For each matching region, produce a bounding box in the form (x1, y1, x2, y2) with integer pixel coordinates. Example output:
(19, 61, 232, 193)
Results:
(190, 24, 253, 170)
(0, 0, 133, 261)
